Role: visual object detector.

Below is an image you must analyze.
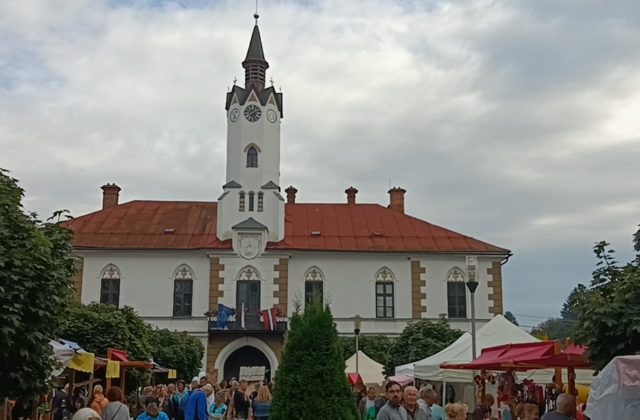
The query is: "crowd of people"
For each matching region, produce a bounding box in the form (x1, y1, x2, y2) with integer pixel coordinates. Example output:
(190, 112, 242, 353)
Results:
(51, 376, 272, 420)
(360, 380, 583, 420)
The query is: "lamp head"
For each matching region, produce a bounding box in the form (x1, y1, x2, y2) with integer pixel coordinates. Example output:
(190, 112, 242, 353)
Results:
(353, 314, 362, 334)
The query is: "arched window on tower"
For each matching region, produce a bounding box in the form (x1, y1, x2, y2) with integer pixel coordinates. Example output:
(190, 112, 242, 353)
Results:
(257, 192, 264, 212)
(304, 267, 324, 306)
(447, 267, 467, 319)
(375, 267, 395, 318)
(173, 265, 194, 317)
(239, 191, 246, 212)
(100, 264, 121, 307)
(249, 191, 255, 211)
(247, 146, 258, 168)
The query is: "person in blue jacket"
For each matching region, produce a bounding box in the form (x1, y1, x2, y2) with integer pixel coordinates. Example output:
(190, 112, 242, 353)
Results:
(137, 397, 169, 420)
(184, 384, 213, 420)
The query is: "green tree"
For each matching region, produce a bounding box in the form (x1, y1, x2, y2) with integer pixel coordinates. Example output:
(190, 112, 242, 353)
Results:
(561, 284, 588, 320)
(270, 302, 359, 420)
(149, 328, 204, 381)
(339, 335, 394, 370)
(58, 302, 153, 360)
(573, 228, 640, 370)
(386, 318, 463, 374)
(504, 311, 519, 326)
(0, 169, 76, 402)
(530, 318, 576, 340)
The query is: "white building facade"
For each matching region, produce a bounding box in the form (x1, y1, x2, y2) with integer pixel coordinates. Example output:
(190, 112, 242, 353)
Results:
(67, 20, 510, 382)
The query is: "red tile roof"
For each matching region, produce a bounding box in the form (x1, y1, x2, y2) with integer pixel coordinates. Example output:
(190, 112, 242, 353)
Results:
(64, 200, 509, 254)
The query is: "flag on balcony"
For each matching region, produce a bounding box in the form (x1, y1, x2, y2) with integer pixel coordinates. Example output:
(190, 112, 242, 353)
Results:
(260, 307, 279, 331)
(216, 304, 233, 329)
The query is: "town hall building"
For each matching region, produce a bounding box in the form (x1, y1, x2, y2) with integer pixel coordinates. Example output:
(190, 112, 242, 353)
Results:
(65, 18, 511, 382)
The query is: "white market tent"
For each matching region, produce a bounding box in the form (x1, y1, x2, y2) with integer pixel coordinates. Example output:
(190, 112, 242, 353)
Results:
(345, 350, 385, 385)
(396, 315, 594, 384)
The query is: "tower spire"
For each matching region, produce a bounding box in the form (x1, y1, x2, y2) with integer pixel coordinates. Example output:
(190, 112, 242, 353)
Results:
(242, 8, 269, 90)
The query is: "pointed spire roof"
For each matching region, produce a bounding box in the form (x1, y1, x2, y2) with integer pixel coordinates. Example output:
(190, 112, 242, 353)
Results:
(244, 24, 267, 63)
(242, 23, 269, 90)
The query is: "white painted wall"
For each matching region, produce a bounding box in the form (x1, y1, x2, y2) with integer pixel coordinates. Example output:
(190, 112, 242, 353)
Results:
(77, 249, 502, 368)
(286, 252, 500, 335)
(79, 251, 211, 368)
(217, 255, 280, 310)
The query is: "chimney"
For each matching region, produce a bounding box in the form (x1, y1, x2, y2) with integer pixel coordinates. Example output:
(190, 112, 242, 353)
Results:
(388, 187, 406, 213)
(285, 186, 298, 204)
(345, 186, 358, 204)
(101, 183, 121, 209)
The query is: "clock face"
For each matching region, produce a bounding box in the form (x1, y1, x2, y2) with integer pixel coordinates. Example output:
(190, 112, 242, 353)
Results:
(266, 109, 278, 123)
(244, 105, 262, 122)
(229, 108, 239, 122)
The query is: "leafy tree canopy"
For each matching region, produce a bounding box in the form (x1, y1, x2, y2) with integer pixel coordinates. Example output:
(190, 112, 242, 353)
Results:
(504, 311, 519, 326)
(340, 335, 394, 368)
(150, 328, 204, 381)
(0, 169, 76, 401)
(270, 302, 359, 420)
(530, 318, 576, 340)
(386, 318, 463, 374)
(573, 228, 640, 370)
(58, 302, 153, 361)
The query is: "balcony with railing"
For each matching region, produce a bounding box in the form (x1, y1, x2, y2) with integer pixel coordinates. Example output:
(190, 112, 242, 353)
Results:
(208, 315, 287, 334)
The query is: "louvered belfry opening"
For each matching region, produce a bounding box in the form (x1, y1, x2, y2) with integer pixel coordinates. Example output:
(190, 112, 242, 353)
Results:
(242, 24, 269, 90)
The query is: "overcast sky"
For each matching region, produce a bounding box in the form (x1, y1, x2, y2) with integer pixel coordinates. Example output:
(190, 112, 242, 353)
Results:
(2, 0, 639, 326)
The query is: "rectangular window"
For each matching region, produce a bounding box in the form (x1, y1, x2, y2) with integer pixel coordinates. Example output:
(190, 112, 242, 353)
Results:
(375, 282, 394, 318)
(100, 278, 120, 307)
(239, 193, 246, 212)
(447, 282, 467, 319)
(305, 281, 323, 306)
(173, 279, 193, 316)
(249, 192, 255, 211)
(257, 193, 264, 212)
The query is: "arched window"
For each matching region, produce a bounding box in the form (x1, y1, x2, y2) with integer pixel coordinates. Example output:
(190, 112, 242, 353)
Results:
(257, 192, 264, 212)
(447, 267, 467, 319)
(304, 266, 324, 306)
(237, 266, 261, 328)
(173, 265, 194, 317)
(249, 191, 255, 212)
(247, 146, 258, 168)
(239, 191, 246, 212)
(100, 264, 121, 307)
(375, 267, 395, 318)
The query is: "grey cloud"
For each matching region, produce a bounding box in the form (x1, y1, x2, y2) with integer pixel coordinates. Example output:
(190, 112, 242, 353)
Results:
(1, 0, 639, 320)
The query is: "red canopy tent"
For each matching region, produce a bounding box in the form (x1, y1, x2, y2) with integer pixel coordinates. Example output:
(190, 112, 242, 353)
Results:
(441, 341, 591, 395)
(105, 348, 154, 390)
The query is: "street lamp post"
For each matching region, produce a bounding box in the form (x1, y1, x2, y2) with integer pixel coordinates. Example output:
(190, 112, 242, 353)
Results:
(354, 315, 362, 374)
(466, 256, 479, 359)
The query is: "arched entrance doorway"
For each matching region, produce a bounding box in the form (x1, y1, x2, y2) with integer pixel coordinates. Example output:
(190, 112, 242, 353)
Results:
(213, 337, 280, 383)
(223, 345, 271, 382)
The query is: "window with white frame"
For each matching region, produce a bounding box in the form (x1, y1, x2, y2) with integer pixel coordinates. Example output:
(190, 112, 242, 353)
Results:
(173, 265, 194, 317)
(375, 267, 395, 318)
(304, 266, 324, 306)
(447, 267, 467, 319)
(100, 264, 121, 307)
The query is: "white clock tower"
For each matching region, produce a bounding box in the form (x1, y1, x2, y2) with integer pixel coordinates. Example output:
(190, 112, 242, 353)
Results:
(216, 17, 285, 258)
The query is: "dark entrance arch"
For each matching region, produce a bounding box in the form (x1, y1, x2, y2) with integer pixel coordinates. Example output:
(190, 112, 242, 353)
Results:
(223, 345, 271, 382)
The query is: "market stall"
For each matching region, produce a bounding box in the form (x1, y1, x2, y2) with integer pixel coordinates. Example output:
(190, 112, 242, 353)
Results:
(441, 340, 592, 415)
(345, 351, 385, 385)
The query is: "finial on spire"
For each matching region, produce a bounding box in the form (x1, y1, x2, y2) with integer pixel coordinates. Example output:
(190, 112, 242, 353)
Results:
(233, 77, 237, 85)
(254, 0, 259, 24)
(270, 77, 274, 87)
